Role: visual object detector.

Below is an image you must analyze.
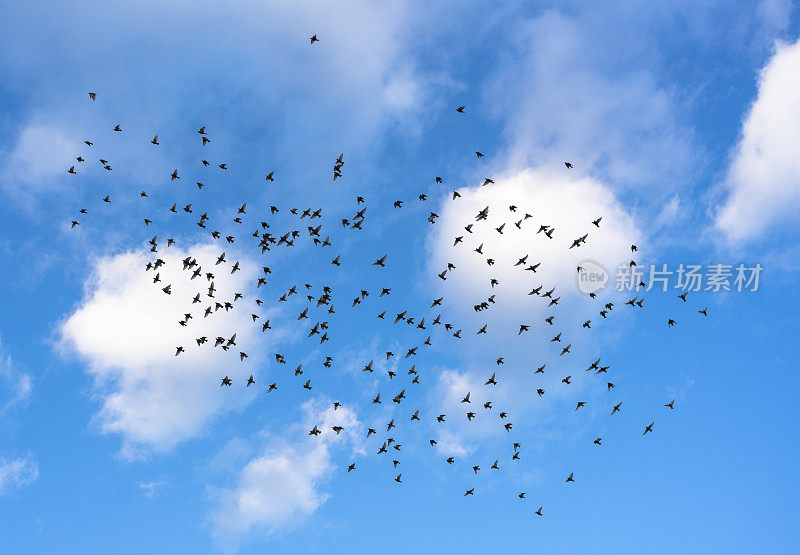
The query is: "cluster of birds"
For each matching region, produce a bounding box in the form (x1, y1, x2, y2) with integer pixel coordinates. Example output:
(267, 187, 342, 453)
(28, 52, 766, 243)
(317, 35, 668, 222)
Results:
(67, 89, 709, 518)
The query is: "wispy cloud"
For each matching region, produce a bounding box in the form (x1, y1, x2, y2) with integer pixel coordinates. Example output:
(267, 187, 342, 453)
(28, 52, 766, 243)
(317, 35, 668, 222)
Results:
(0, 120, 80, 206)
(485, 8, 698, 196)
(0, 456, 38, 497)
(138, 475, 169, 499)
(0, 337, 33, 418)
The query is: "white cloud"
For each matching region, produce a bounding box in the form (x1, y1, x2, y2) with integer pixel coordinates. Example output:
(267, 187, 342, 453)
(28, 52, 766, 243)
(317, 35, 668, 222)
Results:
(59, 242, 271, 458)
(424, 168, 642, 456)
(486, 9, 696, 193)
(0, 338, 33, 417)
(429, 370, 488, 457)
(139, 476, 168, 499)
(0, 340, 38, 499)
(0, 456, 38, 496)
(0, 122, 79, 202)
(654, 195, 683, 230)
(434, 429, 469, 458)
(383, 71, 422, 113)
(427, 167, 641, 320)
(0, 0, 432, 198)
(716, 38, 800, 243)
(211, 400, 361, 540)
(213, 442, 331, 537)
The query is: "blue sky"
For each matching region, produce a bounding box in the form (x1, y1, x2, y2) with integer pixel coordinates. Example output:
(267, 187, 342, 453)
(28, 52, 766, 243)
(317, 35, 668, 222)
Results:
(1, 0, 799, 553)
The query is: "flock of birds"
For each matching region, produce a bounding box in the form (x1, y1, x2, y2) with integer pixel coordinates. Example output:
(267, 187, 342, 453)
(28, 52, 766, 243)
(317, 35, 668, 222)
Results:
(66, 80, 709, 518)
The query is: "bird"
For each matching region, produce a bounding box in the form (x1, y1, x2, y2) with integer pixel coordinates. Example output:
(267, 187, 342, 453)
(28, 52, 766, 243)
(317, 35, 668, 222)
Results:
(310, 34, 319, 44)
(456, 106, 465, 113)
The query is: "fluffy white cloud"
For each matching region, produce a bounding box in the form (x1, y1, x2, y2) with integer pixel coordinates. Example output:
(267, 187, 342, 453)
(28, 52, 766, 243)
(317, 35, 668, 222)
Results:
(0, 456, 38, 496)
(211, 399, 361, 539)
(214, 443, 331, 536)
(716, 38, 800, 243)
(427, 167, 641, 320)
(424, 168, 641, 455)
(59, 242, 271, 458)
